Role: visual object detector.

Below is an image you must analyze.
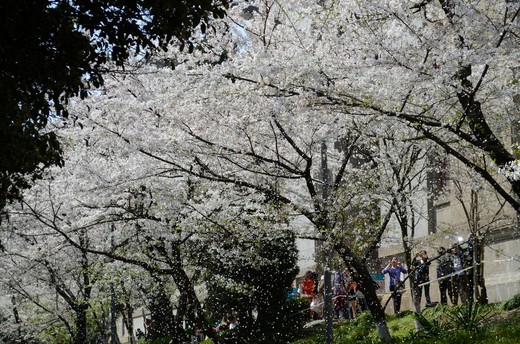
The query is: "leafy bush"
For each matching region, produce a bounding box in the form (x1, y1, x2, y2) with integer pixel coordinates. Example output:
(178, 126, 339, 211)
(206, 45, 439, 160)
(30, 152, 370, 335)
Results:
(446, 303, 496, 333)
(281, 297, 312, 339)
(414, 312, 445, 337)
(203, 230, 301, 344)
(414, 303, 496, 335)
(348, 312, 376, 340)
(503, 292, 520, 311)
(138, 337, 173, 344)
(412, 303, 455, 336)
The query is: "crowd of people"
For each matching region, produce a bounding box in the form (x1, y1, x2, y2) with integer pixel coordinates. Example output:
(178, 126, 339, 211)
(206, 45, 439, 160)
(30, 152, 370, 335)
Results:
(382, 240, 475, 314)
(332, 267, 368, 319)
(296, 268, 368, 321)
(191, 240, 477, 340)
(436, 243, 475, 305)
(132, 241, 477, 343)
(286, 238, 478, 325)
(214, 313, 239, 333)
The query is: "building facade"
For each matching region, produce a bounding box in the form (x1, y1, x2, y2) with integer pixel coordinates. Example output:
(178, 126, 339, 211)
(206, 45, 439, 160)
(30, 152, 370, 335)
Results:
(378, 154, 520, 313)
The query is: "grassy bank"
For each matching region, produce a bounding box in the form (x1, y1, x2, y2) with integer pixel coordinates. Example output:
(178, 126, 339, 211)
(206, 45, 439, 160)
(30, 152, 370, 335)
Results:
(293, 300, 520, 344)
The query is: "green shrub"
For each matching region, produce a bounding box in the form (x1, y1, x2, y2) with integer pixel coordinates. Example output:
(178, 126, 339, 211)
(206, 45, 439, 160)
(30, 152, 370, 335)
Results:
(203, 231, 301, 344)
(413, 312, 445, 337)
(446, 303, 496, 332)
(140, 337, 173, 344)
(415, 303, 456, 336)
(503, 292, 520, 311)
(348, 312, 375, 340)
(282, 297, 311, 339)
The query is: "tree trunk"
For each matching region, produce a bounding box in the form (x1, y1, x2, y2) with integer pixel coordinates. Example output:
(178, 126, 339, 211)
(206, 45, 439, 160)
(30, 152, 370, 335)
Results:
(335, 244, 392, 342)
(410, 277, 423, 332)
(474, 236, 488, 304)
(395, 207, 424, 332)
(74, 305, 88, 344)
(124, 305, 136, 344)
(355, 261, 392, 342)
(170, 249, 216, 341)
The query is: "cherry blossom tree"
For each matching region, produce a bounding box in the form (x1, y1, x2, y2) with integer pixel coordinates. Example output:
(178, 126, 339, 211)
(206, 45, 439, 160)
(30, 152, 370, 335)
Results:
(47, 2, 441, 341)
(0, 211, 106, 344)
(213, 0, 520, 215)
(5, 2, 518, 343)
(254, 0, 520, 212)
(215, 0, 520, 328)
(1, 97, 305, 342)
(66, 55, 399, 340)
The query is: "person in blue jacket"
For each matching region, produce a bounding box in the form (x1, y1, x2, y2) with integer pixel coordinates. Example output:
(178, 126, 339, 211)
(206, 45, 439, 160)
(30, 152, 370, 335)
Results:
(382, 257, 408, 314)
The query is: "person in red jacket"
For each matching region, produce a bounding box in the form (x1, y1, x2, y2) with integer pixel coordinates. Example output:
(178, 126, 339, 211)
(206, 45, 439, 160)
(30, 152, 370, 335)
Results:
(300, 270, 317, 319)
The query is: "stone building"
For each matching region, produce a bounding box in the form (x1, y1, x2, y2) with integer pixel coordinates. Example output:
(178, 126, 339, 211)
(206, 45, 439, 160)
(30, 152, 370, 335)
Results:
(378, 153, 520, 313)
